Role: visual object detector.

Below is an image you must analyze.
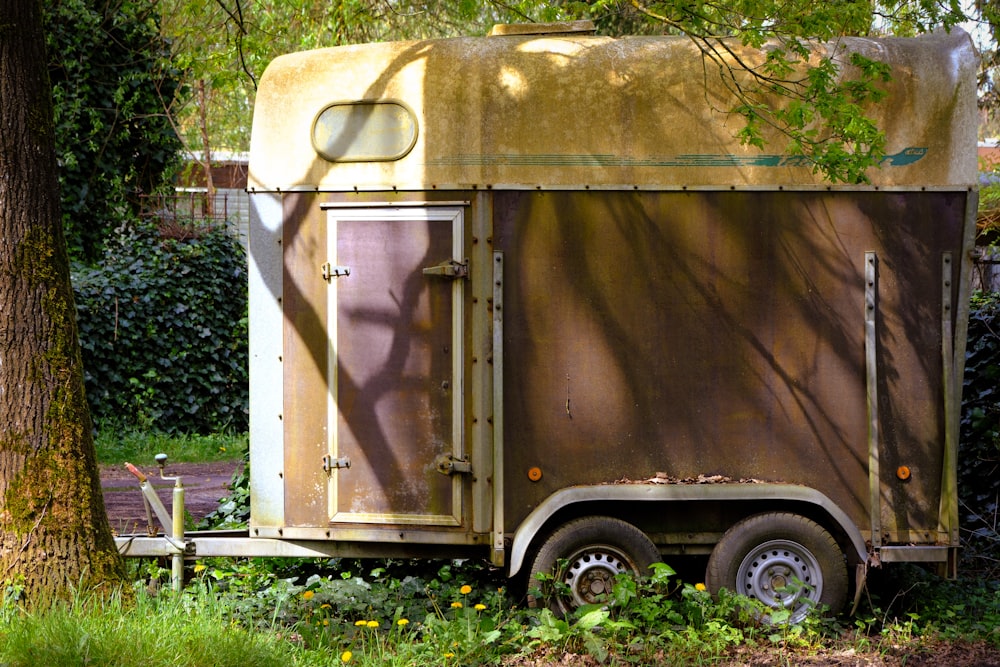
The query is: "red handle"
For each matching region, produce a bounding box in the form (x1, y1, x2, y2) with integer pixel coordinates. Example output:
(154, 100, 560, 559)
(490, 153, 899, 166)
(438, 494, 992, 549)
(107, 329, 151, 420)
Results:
(124, 462, 147, 483)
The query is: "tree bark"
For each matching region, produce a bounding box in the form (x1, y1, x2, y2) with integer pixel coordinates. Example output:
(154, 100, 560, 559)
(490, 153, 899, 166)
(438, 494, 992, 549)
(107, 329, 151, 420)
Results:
(0, 0, 127, 602)
(197, 78, 216, 219)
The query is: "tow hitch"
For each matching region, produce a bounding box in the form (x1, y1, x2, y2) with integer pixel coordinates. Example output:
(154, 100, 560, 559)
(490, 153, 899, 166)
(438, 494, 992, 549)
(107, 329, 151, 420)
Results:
(124, 454, 187, 592)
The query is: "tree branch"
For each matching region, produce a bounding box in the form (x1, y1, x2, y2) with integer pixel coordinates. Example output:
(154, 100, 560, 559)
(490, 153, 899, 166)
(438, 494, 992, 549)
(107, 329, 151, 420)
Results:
(213, 0, 257, 90)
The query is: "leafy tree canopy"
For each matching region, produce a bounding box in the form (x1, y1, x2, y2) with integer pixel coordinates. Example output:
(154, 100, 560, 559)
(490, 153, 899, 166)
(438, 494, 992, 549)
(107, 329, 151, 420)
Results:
(160, 0, 532, 155)
(45, 0, 183, 263)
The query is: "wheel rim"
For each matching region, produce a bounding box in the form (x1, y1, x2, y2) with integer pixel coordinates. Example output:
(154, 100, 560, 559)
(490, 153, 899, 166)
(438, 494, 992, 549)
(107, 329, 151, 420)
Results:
(736, 539, 823, 623)
(557, 545, 635, 610)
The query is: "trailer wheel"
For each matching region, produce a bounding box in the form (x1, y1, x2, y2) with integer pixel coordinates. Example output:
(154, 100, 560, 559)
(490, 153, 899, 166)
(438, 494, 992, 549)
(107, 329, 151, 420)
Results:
(705, 512, 848, 624)
(527, 516, 661, 615)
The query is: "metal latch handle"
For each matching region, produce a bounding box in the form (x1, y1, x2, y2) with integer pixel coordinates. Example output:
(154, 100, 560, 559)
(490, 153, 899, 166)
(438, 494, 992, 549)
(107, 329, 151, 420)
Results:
(323, 455, 351, 472)
(435, 454, 472, 475)
(322, 263, 351, 282)
(422, 259, 468, 279)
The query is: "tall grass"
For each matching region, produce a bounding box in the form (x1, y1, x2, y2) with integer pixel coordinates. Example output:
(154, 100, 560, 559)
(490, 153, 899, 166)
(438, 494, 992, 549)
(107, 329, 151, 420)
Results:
(0, 587, 314, 667)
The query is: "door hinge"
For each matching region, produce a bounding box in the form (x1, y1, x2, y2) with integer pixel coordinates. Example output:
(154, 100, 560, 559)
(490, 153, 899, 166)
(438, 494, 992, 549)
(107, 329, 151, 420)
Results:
(322, 263, 351, 282)
(322, 455, 351, 473)
(422, 259, 468, 279)
(435, 454, 472, 475)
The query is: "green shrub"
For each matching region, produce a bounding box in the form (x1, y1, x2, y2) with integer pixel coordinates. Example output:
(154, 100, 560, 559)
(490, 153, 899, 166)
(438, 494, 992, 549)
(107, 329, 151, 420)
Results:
(73, 223, 248, 434)
(44, 0, 183, 263)
(198, 448, 250, 528)
(959, 290, 1000, 573)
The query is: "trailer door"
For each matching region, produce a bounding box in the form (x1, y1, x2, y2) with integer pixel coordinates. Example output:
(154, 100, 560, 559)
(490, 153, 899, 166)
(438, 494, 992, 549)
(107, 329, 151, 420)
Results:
(324, 206, 466, 527)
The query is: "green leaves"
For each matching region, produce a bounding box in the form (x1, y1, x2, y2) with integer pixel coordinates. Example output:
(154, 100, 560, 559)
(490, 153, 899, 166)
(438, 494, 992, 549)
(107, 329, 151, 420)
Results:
(522, 0, 965, 183)
(44, 0, 182, 263)
(720, 46, 892, 183)
(73, 224, 248, 434)
(959, 291, 1000, 570)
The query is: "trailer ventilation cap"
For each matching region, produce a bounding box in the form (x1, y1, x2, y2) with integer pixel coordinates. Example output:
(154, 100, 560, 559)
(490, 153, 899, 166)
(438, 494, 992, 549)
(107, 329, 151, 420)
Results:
(488, 20, 596, 37)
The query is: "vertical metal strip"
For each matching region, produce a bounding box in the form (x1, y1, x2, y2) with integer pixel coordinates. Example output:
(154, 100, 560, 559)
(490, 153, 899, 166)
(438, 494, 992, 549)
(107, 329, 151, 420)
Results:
(865, 252, 881, 549)
(470, 195, 494, 535)
(939, 252, 958, 545)
(939, 191, 978, 576)
(491, 251, 505, 566)
(327, 214, 340, 522)
(450, 209, 466, 524)
(248, 191, 285, 533)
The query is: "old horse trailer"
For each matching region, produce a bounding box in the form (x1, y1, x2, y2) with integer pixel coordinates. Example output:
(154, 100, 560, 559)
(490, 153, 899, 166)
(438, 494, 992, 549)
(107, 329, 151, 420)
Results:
(118, 23, 979, 620)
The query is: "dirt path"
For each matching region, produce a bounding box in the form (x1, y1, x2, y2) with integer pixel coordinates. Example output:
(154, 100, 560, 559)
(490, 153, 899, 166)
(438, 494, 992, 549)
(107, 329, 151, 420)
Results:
(100, 460, 243, 535)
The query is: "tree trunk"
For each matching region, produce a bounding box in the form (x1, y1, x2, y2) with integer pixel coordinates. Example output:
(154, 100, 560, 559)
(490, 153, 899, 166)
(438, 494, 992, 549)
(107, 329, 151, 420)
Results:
(0, 0, 127, 602)
(197, 78, 216, 219)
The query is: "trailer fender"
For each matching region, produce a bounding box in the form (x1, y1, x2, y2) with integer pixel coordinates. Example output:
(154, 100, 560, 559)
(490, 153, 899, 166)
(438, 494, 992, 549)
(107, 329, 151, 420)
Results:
(507, 483, 868, 579)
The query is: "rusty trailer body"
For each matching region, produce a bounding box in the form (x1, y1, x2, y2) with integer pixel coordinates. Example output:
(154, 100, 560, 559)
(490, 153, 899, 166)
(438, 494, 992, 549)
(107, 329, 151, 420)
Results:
(120, 23, 980, 616)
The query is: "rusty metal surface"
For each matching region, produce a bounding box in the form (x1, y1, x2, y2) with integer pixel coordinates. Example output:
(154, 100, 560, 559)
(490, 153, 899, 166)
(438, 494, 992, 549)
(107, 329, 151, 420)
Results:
(330, 213, 457, 523)
(279, 193, 471, 530)
(282, 193, 331, 527)
(495, 189, 964, 543)
(264, 183, 967, 553)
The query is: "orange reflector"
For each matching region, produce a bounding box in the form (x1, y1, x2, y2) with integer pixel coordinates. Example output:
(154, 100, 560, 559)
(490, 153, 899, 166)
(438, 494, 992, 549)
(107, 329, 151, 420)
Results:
(897, 466, 911, 480)
(527, 467, 543, 482)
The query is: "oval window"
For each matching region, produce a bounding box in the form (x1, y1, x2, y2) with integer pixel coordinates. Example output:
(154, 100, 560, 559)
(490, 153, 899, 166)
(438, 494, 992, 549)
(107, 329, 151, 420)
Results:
(311, 101, 418, 162)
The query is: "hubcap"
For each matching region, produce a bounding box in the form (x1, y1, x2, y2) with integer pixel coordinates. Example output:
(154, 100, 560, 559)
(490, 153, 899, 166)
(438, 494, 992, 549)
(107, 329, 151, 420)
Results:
(559, 546, 633, 609)
(736, 539, 823, 624)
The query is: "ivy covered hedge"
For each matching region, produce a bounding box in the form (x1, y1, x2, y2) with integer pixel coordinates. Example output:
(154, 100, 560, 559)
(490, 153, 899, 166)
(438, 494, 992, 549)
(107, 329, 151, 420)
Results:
(44, 0, 182, 263)
(73, 225, 248, 434)
(960, 290, 1000, 570)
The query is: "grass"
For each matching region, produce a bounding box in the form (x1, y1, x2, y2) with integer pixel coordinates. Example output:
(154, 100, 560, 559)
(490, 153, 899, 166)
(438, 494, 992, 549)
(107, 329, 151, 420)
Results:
(94, 425, 247, 465)
(1, 558, 995, 667)
(0, 587, 311, 667)
(0, 556, 995, 666)
(77, 428, 1000, 663)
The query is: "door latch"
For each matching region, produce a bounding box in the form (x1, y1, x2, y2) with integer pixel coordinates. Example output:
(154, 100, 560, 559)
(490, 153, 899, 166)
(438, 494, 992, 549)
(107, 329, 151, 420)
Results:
(435, 454, 472, 475)
(322, 455, 351, 473)
(422, 259, 468, 279)
(322, 263, 351, 282)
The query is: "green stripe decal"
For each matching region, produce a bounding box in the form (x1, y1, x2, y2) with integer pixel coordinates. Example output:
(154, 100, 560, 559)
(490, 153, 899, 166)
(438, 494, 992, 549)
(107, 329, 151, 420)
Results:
(428, 147, 927, 169)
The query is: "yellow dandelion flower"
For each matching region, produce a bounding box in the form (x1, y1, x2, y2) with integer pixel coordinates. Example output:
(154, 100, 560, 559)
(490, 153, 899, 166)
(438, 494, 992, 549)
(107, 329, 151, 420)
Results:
(474, 604, 487, 611)
(366, 620, 379, 628)
(397, 618, 409, 626)
(193, 564, 206, 573)
(451, 601, 463, 609)
(354, 619, 368, 626)
(340, 650, 352, 663)
(460, 584, 472, 595)
(301, 590, 315, 601)
(323, 619, 329, 626)
(695, 583, 707, 591)
(444, 653, 455, 659)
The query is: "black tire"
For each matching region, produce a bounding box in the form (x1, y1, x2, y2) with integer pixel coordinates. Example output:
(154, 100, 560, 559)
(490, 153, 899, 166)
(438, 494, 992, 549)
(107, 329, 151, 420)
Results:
(527, 516, 661, 615)
(705, 512, 848, 623)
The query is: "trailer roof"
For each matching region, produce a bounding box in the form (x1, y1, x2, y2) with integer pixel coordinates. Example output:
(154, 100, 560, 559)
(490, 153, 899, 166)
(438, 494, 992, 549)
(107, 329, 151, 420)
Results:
(248, 27, 978, 192)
